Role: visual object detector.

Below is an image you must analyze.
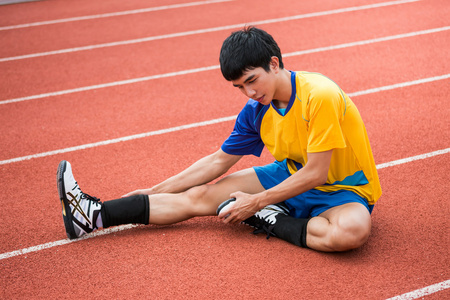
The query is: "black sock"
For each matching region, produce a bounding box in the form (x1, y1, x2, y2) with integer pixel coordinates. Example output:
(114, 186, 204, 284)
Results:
(101, 194, 149, 228)
(273, 214, 311, 248)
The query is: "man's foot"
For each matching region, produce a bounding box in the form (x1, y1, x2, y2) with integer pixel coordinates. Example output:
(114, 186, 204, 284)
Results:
(57, 160, 102, 239)
(216, 198, 289, 239)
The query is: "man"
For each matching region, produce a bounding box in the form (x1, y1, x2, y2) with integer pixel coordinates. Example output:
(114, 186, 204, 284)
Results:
(57, 26, 381, 252)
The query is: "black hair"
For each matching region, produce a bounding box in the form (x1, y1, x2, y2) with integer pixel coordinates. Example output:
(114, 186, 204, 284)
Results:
(219, 26, 284, 81)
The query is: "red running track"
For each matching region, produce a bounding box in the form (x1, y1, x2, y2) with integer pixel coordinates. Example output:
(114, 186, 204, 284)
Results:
(0, 0, 449, 299)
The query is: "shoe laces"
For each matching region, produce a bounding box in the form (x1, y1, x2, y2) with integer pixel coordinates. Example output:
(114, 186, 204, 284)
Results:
(252, 224, 276, 240)
(82, 193, 101, 203)
(248, 204, 289, 239)
(74, 182, 101, 203)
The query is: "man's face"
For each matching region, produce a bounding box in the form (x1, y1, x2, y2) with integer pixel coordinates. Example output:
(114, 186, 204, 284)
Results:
(231, 66, 277, 105)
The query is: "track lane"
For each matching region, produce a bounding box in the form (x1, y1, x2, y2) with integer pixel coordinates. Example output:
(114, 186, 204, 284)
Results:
(1, 74, 448, 164)
(1, 31, 448, 160)
(0, 0, 238, 58)
(3, 26, 448, 104)
(353, 80, 450, 163)
(2, 149, 449, 261)
(0, 0, 233, 30)
(0, 0, 196, 26)
(2, 0, 447, 99)
(0, 78, 448, 252)
(0, 121, 252, 252)
(1, 0, 416, 57)
(0, 153, 448, 299)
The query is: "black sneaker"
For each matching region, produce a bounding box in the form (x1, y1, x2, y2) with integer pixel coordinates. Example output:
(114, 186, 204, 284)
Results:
(57, 160, 102, 239)
(216, 198, 289, 239)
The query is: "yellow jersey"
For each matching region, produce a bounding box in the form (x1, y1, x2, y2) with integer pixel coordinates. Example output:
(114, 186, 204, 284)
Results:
(222, 71, 382, 204)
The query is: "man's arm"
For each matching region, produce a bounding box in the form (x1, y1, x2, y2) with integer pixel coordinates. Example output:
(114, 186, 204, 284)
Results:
(221, 150, 332, 223)
(123, 149, 242, 197)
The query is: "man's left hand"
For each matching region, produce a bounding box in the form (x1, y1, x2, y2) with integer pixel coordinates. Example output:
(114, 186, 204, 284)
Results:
(220, 191, 260, 224)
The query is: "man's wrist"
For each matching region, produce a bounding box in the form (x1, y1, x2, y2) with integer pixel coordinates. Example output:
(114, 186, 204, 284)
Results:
(253, 191, 270, 210)
(150, 183, 166, 194)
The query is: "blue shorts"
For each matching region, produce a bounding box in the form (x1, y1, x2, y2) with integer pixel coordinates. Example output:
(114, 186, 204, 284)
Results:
(253, 160, 373, 218)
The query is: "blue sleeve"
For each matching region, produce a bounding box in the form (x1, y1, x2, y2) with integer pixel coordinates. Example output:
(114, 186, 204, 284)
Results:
(221, 100, 266, 157)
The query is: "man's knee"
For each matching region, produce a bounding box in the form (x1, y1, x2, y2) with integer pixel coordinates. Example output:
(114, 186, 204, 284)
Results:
(184, 185, 209, 205)
(331, 213, 371, 251)
(183, 185, 216, 215)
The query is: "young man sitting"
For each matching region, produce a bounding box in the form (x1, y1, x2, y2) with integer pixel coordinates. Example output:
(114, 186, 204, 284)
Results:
(57, 26, 381, 252)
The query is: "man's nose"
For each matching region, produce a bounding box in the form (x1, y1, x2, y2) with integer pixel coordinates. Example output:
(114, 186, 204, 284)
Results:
(245, 86, 256, 98)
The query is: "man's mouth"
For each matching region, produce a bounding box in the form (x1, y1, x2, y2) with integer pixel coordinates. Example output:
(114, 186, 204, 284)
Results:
(255, 96, 265, 103)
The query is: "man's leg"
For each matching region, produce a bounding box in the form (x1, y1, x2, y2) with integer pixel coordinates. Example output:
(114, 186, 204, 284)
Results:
(231, 201, 371, 252)
(305, 202, 372, 252)
(58, 160, 265, 239)
(147, 167, 265, 225)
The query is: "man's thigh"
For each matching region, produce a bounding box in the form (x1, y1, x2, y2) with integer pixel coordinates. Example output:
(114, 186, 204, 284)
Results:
(202, 167, 266, 211)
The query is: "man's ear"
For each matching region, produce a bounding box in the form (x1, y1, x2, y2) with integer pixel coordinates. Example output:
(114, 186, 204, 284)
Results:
(270, 56, 280, 72)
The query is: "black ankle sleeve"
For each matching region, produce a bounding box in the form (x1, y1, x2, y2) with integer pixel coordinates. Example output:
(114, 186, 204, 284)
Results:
(101, 194, 149, 228)
(273, 215, 311, 248)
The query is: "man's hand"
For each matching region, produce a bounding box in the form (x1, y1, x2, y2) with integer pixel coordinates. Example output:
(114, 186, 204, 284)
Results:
(219, 191, 261, 224)
(122, 188, 156, 198)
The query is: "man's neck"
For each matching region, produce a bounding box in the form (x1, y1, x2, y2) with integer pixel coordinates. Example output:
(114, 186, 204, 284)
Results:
(272, 69, 292, 108)
(272, 100, 288, 109)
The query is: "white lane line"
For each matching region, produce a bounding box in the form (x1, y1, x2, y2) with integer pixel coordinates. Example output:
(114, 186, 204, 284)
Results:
(0, 0, 421, 62)
(0, 147, 448, 261)
(0, 0, 233, 31)
(0, 225, 138, 260)
(283, 26, 450, 59)
(0, 115, 238, 165)
(386, 279, 450, 299)
(2, 25, 448, 106)
(376, 148, 450, 170)
(0, 74, 448, 166)
(348, 73, 450, 98)
(0, 65, 220, 105)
